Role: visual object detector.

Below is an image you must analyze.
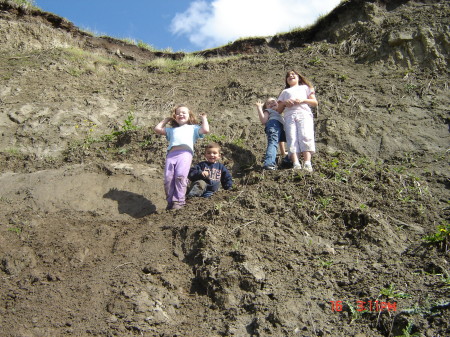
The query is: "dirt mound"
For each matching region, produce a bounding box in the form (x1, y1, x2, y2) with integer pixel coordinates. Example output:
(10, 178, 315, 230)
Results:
(0, 0, 449, 336)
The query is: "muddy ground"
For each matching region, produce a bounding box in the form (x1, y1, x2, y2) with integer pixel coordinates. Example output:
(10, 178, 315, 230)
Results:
(0, 0, 449, 336)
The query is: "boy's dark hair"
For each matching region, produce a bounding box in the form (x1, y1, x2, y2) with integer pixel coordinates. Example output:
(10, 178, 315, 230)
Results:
(205, 142, 221, 153)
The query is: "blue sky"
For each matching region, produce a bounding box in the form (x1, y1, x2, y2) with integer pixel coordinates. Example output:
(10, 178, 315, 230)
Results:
(34, 0, 341, 52)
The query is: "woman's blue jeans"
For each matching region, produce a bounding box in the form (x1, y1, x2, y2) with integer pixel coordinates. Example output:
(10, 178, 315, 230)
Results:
(264, 119, 286, 167)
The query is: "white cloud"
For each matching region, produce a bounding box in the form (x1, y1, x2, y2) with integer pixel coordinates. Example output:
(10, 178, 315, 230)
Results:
(170, 0, 341, 50)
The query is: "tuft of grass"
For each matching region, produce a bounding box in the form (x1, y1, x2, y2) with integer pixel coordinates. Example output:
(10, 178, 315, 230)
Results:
(147, 55, 207, 72)
(146, 54, 239, 73)
(1, 0, 38, 10)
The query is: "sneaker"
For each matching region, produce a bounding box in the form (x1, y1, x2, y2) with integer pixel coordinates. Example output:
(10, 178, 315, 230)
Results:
(172, 202, 184, 210)
(293, 163, 302, 170)
(263, 165, 277, 170)
(303, 163, 313, 172)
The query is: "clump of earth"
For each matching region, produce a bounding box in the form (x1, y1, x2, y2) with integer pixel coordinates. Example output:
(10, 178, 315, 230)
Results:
(0, 0, 449, 336)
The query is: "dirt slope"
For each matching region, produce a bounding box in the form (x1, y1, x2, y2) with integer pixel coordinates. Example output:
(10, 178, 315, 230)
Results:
(0, 0, 449, 336)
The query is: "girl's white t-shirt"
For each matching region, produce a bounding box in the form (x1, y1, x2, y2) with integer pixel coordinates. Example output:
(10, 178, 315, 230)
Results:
(278, 85, 314, 117)
(165, 124, 203, 153)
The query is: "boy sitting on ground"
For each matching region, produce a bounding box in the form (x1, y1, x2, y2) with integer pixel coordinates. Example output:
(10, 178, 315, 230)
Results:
(187, 142, 233, 198)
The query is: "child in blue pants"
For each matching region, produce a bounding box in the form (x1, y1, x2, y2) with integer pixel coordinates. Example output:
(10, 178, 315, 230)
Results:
(255, 98, 287, 170)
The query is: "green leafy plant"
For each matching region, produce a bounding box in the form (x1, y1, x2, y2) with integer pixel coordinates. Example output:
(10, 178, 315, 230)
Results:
(423, 221, 449, 251)
(108, 111, 139, 140)
(204, 134, 226, 143)
(74, 120, 98, 149)
(318, 197, 333, 208)
(327, 158, 340, 168)
(120, 112, 138, 133)
(395, 320, 420, 337)
(307, 57, 322, 65)
(404, 83, 418, 94)
(283, 193, 292, 201)
(346, 301, 367, 323)
(232, 138, 245, 148)
(337, 74, 348, 82)
(8, 227, 22, 234)
(318, 259, 333, 268)
(380, 283, 411, 299)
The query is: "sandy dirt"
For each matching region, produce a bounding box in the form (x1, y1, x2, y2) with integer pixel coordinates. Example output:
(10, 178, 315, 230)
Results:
(0, 0, 449, 336)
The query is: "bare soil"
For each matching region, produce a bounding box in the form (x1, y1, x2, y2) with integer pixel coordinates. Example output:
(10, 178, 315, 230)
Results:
(0, 0, 449, 336)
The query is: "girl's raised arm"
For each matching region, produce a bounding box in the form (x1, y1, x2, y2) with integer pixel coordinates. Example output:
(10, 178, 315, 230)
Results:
(199, 113, 210, 135)
(154, 117, 171, 135)
(255, 100, 269, 124)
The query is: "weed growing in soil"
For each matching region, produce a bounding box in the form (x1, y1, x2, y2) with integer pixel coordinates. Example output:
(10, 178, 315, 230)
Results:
(395, 320, 420, 337)
(7, 227, 21, 234)
(64, 112, 141, 161)
(380, 284, 411, 299)
(346, 301, 367, 323)
(204, 134, 226, 143)
(423, 220, 449, 252)
(318, 259, 333, 268)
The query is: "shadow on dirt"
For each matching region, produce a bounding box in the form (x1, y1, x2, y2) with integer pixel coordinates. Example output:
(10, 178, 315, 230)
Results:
(103, 188, 156, 218)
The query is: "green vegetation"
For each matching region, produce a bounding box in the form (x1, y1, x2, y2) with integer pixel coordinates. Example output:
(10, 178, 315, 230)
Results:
(146, 55, 208, 73)
(232, 138, 245, 148)
(146, 54, 240, 73)
(318, 196, 333, 208)
(65, 111, 141, 160)
(204, 134, 226, 143)
(318, 259, 333, 268)
(379, 284, 411, 299)
(346, 301, 367, 323)
(7, 227, 22, 234)
(423, 221, 449, 251)
(395, 320, 420, 337)
(307, 57, 322, 65)
(3, 147, 23, 156)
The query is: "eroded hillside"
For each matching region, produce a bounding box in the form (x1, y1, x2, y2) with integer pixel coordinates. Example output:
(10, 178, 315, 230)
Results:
(0, 0, 449, 336)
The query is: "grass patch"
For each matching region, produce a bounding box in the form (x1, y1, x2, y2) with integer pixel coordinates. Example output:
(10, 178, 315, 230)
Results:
(146, 55, 208, 73)
(146, 54, 241, 73)
(1, 0, 39, 10)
